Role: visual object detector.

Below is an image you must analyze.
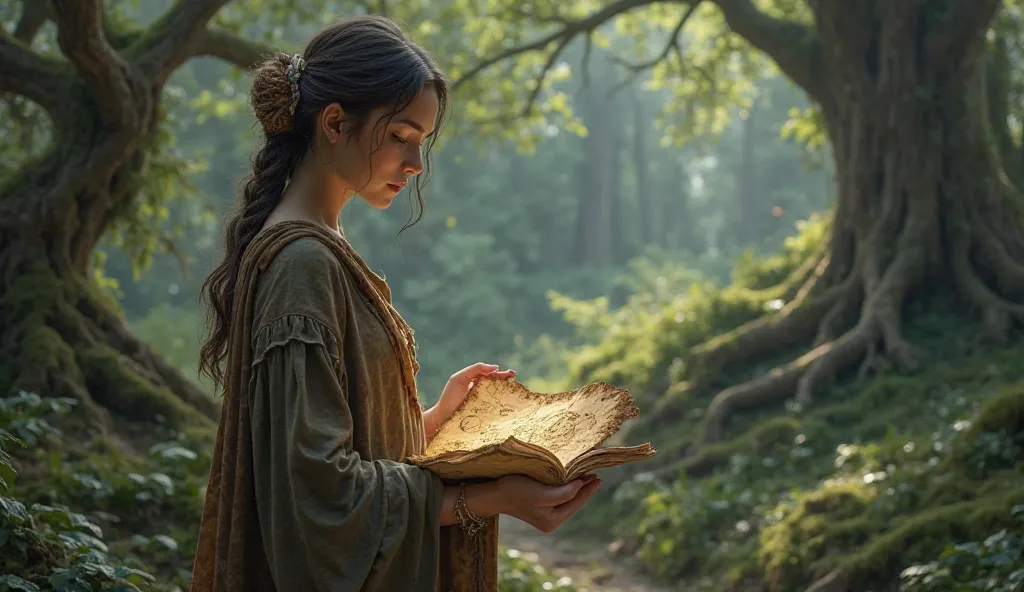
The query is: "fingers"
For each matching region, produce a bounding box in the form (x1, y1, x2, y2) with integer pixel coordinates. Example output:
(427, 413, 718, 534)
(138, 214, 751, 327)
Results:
(536, 479, 586, 507)
(455, 363, 515, 383)
(552, 478, 602, 521)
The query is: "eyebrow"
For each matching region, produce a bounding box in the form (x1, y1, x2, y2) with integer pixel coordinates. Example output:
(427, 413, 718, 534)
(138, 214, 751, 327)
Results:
(395, 118, 434, 136)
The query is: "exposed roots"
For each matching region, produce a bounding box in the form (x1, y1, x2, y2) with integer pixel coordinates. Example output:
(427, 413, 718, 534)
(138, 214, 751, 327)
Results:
(701, 319, 872, 443)
(953, 246, 1024, 344)
(689, 255, 849, 385)
(696, 204, 1024, 444)
(803, 569, 849, 592)
(1, 263, 216, 438)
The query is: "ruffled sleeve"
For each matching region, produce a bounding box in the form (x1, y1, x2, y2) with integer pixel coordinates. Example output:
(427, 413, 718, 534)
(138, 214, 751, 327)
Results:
(247, 254, 445, 591)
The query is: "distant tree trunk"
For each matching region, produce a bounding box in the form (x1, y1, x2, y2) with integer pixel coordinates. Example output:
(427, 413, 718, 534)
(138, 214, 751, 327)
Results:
(611, 115, 627, 264)
(985, 32, 1024, 188)
(574, 89, 616, 266)
(735, 97, 762, 243)
(632, 89, 653, 246)
(663, 158, 694, 252)
(0, 1, 258, 435)
(690, 1, 1024, 451)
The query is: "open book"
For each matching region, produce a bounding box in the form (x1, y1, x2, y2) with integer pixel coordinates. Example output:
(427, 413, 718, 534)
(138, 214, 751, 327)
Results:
(408, 377, 656, 486)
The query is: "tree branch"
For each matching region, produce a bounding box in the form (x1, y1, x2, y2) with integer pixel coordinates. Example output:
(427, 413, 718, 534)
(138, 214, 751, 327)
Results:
(14, 1, 51, 44)
(710, 0, 826, 102)
(519, 34, 575, 117)
(609, 1, 703, 91)
(51, 0, 133, 126)
(452, 0, 668, 90)
(134, 0, 235, 83)
(926, 0, 1002, 60)
(192, 27, 275, 71)
(0, 29, 66, 113)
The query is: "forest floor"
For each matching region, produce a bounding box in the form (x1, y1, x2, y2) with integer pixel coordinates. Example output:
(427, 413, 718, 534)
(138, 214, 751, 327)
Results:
(499, 515, 685, 591)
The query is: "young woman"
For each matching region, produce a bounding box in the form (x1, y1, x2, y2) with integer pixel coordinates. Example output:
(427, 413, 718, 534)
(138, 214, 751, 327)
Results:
(191, 15, 601, 592)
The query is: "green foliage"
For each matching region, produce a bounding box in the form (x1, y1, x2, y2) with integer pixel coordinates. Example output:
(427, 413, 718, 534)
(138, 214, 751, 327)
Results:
(592, 342, 1024, 591)
(548, 212, 828, 402)
(0, 393, 160, 592)
(900, 506, 1024, 591)
(541, 212, 1024, 591)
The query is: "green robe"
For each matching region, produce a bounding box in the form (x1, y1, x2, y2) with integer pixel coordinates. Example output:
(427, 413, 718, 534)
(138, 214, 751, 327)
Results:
(191, 221, 498, 592)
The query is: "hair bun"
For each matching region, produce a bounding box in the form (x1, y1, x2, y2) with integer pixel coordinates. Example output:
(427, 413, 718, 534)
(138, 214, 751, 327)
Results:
(251, 53, 301, 135)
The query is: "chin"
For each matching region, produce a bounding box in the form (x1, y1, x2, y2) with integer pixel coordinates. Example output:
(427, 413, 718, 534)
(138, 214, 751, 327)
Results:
(360, 192, 397, 210)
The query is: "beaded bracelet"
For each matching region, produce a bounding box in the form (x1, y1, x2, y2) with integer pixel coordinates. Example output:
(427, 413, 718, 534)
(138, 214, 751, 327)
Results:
(453, 483, 487, 537)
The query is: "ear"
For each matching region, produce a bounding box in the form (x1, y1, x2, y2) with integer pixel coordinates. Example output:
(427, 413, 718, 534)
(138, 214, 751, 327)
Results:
(319, 103, 347, 144)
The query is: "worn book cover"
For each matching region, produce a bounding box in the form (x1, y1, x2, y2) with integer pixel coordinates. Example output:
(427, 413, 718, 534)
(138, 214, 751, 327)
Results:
(409, 376, 656, 485)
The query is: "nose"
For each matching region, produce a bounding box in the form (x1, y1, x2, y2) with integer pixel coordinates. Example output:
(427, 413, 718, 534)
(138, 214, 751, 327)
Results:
(404, 149, 423, 176)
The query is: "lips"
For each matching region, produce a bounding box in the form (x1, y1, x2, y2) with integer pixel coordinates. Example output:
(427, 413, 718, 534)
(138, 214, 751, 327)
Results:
(387, 182, 405, 192)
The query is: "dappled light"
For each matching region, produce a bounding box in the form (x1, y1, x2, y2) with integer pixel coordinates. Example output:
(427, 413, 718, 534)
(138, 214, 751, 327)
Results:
(1, 1, 1023, 591)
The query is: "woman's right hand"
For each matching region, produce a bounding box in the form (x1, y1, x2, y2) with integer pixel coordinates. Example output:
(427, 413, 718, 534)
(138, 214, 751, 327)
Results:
(491, 474, 602, 533)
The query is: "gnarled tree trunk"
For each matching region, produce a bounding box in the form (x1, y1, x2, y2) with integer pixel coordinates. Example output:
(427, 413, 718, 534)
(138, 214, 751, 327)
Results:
(694, 0, 1024, 441)
(0, 0, 269, 435)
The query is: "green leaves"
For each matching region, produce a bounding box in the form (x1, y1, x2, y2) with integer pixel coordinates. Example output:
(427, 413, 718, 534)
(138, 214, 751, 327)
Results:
(1, 496, 29, 524)
(0, 575, 41, 592)
(900, 508, 1024, 591)
(0, 391, 174, 591)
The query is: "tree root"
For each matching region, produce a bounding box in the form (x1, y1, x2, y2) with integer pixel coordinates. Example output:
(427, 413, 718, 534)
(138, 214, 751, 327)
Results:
(700, 213, 951, 442)
(72, 279, 219, 419)
(972, 225, 1024, 301)
(1, 264, 217, 437)
(803, 569, 849, 592)
(814, 283, 862, 346)
(701, 319, 871, 442)
(952, 246, 1024, 344)
(689, 258, 851, 385)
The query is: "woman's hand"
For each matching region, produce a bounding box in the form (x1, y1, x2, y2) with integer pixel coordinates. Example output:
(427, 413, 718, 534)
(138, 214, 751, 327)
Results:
(490, 474, 602, 533)
(424, 363, 515, 439)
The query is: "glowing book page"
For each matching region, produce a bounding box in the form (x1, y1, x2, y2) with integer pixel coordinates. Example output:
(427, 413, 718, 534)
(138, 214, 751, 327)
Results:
(410, 377, 655, 485)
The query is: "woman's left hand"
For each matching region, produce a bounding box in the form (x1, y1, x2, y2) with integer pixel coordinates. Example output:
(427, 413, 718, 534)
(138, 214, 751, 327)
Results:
(425, 363, 515, 440)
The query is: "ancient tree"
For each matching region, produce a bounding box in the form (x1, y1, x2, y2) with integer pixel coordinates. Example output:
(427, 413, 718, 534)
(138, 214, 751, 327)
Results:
(455, 0, 1024, 440)
(0, 1, 271, 432)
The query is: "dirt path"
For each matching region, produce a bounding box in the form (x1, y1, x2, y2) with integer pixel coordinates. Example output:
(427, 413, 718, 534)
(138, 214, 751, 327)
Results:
(499, 516, 682, 592)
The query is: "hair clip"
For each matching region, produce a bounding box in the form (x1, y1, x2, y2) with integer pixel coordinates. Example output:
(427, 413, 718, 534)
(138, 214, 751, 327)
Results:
(285, 53, 306, 115)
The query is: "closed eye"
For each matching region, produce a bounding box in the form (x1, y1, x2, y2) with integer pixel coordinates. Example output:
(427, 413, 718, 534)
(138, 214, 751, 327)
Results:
(393, 134, 409, 145)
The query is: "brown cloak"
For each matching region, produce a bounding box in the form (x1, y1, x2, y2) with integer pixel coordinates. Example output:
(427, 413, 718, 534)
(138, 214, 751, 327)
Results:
(190, 221, 498, 591)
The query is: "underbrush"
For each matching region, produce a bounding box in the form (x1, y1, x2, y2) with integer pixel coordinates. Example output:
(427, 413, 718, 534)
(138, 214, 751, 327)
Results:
(545, 215, 1024, 591)
(566, 333, 1024, 591)
(0, 392, 194, 591)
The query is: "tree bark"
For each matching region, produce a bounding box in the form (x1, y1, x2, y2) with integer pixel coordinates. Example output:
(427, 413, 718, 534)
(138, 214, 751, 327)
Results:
(0, 0, 259, 436)
(692, 0, 1024, 446)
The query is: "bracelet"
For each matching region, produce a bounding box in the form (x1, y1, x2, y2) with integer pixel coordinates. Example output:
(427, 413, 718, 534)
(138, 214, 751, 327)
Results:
(453, 483, 487, 537)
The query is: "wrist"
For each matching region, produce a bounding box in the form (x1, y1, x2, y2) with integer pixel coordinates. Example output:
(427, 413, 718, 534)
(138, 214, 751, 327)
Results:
(426, 400, 456, 432)
(423, 404, 443, 436)
(465, 480, 505, 518)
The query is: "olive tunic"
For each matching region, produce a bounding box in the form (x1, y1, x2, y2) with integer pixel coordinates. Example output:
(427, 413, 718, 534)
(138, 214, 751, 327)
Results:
(191, 221, 499, 592)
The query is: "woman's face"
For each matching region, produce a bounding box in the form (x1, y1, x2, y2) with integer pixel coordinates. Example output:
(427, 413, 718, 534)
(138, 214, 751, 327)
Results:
(329, 85, 439, 209)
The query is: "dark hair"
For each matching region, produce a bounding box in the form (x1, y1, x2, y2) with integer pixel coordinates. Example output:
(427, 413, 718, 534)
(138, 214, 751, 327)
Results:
(198, 15, 449, 388)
